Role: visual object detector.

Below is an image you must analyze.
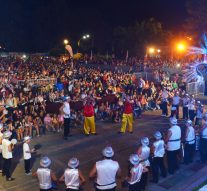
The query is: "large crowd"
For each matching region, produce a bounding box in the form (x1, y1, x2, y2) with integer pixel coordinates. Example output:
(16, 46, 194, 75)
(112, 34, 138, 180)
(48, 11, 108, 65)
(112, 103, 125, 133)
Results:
(0, 55, 207, 191)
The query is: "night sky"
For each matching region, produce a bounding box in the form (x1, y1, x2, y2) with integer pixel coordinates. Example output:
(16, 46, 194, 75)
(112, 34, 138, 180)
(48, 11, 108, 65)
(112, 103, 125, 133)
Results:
(0, 0, 187, 52)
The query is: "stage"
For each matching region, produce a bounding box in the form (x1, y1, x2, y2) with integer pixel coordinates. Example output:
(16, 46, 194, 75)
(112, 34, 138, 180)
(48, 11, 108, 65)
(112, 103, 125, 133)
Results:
(0, 108, 205, 191)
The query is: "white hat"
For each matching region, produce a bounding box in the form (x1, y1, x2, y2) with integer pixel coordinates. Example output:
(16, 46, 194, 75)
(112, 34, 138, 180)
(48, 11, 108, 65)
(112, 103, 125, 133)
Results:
(23, 136, 31, 142)
(129, 154, 140, 165)
(141, 137, 149, 146)
(0, 123, 3, 130)
(154, 131, 162, 139)
(3, 131, 12, 138)
(170, 117, 177, 125)
(171, 107, 176, 111)
(186, 120, 192, 125)
(40, 156, 51, 168)
(102, 146, 114, 158)
(197, 101, 201, 104)
(68, 157, 79, 169)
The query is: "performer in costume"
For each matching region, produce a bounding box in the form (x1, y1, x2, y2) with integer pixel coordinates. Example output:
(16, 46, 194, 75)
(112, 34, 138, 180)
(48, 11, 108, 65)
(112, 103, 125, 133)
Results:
(83, 96, 96, 136)
(119, 96, 134, 134)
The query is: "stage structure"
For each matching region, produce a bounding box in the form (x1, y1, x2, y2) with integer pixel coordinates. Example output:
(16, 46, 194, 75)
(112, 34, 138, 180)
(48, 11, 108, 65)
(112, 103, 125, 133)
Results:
(185, 34, 207, 96)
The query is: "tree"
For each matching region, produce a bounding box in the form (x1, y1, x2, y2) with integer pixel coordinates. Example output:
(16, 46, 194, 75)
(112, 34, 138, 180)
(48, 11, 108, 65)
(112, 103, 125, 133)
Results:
(113, 18, 167, 57)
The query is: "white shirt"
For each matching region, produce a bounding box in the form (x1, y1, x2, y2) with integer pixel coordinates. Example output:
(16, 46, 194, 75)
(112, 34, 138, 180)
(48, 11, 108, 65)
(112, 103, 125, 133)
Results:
(64, 168, 80, 189)
(96, 159, 119, 190)
(153, 140, 165, 157)
(188, 100, 195, 110)
(37, 168, 52, 190)
(201, 127, 207, 139)
(196, 108, 203, 119)
(138, 146, 150, 167)
(167, 125, 181, 151)
(23, 142, 31, 160)
(128, 164, 143, 185)
(172, 96, 180, 105)
(2, 139, 12, 159)
(185, 126, 195, 144)
(63, 102, 71, 118)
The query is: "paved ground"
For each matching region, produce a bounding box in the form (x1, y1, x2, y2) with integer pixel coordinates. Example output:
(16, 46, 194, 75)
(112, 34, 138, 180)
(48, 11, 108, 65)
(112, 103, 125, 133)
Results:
(0, 105, 207, 191)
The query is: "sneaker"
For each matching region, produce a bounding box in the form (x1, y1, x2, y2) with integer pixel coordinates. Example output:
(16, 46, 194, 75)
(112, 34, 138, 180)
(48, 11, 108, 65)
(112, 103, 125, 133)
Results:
(161, 114, 166, 117)
(6, 177, 15, 181)
(25, 172, 32, 175)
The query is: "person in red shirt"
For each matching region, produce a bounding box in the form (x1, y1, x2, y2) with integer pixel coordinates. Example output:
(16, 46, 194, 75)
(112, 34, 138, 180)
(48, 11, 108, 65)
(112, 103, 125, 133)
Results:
(83, 97, 96, 136)
(119, 96, 134, 133)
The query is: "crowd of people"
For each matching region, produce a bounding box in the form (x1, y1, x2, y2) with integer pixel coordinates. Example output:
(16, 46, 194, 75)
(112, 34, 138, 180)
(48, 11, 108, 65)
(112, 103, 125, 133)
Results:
(0, 55, 207, 191)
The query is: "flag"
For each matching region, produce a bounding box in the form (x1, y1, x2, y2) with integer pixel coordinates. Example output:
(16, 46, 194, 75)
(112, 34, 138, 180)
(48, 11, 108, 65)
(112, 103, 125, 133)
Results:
(126, 50, 129, 62)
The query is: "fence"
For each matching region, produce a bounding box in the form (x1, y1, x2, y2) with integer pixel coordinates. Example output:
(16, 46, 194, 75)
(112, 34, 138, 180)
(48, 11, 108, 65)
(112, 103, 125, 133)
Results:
(186, 82, 205, 96)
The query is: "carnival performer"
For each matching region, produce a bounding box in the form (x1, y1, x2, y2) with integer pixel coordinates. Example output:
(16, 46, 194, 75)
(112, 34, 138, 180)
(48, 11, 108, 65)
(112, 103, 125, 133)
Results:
(83, 96, 96, 136)
(119, 96, 133, 134)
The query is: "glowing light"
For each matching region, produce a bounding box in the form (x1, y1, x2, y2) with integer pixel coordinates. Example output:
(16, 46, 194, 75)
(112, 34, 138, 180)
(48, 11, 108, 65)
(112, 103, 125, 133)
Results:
(149, 48, 155, 54)
(177, 43, 186, 52)
(157, 49, 161, 53)
(22, 54, 26, 59)
(176, 63, 180, 68)
(86, 34, 90, 38)
(83, 36, 87, 39)
(64, 39, 69, 45)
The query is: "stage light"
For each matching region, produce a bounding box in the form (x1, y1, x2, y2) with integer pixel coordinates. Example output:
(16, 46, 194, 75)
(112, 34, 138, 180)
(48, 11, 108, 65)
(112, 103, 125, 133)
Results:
(177, 43, 186, 52)
(64, 39, 69, 45)
(157, 49, 161, 53)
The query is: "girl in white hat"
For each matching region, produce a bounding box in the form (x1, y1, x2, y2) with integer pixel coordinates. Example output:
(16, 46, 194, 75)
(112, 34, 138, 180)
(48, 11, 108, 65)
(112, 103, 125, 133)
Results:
(126, 154, 148, 191)
(33, 156, 58, 191)
(59, 157, 85, 191)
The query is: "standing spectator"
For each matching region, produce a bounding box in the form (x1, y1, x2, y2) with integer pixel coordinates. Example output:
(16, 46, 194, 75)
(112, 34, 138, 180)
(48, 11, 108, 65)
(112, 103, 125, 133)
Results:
(160, 88, 169, 117)
(172, 91, 180, 119)
(195, 101, 203, 126)
(151, 131, 166, 183)
(89, 146, 121, 191)
(165, 118, 181, 174)
(33, 156, 58, 191)
(188, 95, 196, 122)
(184, 120, 195, 165)
(60, 97, 71, 140)
(23, 136, 35, 175)
(59, 157, 85, 191)
(182, 94, 189, 119)
(199, 121, 207, 163)
(137, 77, 145, 95)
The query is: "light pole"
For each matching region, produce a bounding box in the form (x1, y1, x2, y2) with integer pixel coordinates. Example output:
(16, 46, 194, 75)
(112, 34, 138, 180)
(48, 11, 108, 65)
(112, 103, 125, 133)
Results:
(78, 34, 90, 47)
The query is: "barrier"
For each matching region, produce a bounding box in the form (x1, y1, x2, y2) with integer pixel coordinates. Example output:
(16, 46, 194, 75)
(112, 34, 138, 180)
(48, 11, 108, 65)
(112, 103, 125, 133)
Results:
(186, 82, 205, 96)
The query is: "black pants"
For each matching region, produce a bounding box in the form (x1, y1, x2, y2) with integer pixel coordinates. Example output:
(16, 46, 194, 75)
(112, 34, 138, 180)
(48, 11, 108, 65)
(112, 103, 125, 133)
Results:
(64, 118, 70, 138)
(95, 187, 116, 191)
(40, 189, 52, 191)
(0, 153, 3, 171)
(162, 101, 168, 116)
(3, 158, 12, 178)
(195, 118, 202, 126)
(152, 157, 167, 183)
(140, 167, 150, 190)
(167, 150, 179, 174)
(24, 159, 31, 173)
(66, 189, 80, 191)
(200, 138, 207, 162)
(189, 110, 195, 121)
(183, 107, 188, 119)
(128, 182, 141, 191)
(172, 105, 179, 119)
(184, 143, 195, 164)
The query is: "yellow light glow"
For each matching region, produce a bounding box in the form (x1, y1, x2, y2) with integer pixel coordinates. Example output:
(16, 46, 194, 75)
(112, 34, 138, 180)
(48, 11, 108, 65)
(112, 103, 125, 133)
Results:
(149, 48, 155, 54)
(157, 49, 161, 53)
(64, 39, 69, 45)
(177, 43, 186, 52)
